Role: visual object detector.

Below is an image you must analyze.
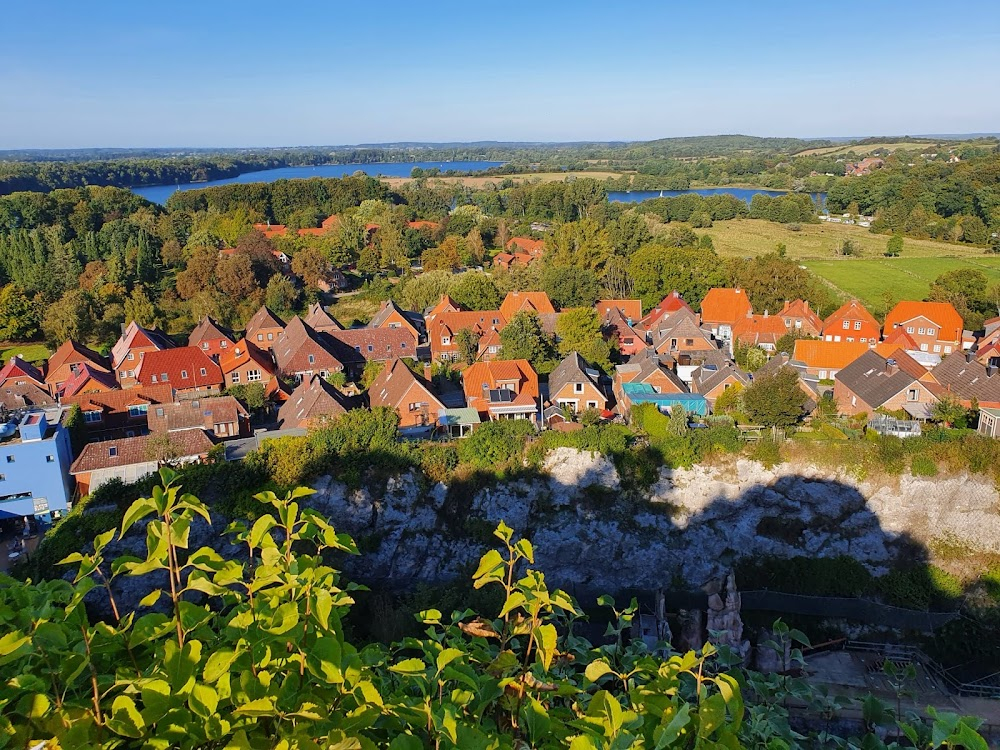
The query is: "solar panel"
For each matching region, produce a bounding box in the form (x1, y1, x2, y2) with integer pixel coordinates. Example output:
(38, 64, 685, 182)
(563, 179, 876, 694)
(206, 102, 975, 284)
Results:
(489, 389, 515, 403)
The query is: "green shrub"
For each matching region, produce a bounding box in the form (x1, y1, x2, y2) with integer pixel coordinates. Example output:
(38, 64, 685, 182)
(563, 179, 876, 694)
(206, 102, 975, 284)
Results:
(910, 454, 938, 477)
(736, 555, 873, 597)
(876, 564, 963, 610)
(748, 439, 781, 468)
(456, 419, 535, 469)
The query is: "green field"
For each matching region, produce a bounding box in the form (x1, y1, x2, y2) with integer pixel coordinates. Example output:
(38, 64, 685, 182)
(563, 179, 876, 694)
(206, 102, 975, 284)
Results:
(0, 342, 50, 365)
(700, 219, 1000, 311)
(803, 257, 1000, 311)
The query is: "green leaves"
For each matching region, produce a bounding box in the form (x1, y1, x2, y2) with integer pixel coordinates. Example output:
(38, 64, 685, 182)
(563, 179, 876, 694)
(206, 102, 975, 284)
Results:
(107, 695, 145, 738)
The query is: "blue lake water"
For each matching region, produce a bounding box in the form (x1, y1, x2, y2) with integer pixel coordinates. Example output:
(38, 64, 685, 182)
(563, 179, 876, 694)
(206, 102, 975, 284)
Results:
(608, 188, 827, 206)
(132, 161, 505, 204)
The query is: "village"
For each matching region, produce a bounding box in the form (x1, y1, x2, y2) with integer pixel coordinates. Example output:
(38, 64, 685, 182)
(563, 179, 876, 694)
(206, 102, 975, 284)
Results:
(2, 224, 1000, 535)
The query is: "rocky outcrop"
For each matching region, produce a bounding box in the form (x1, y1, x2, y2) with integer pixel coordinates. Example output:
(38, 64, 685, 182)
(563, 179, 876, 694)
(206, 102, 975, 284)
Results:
(88, 450, 1000, 614)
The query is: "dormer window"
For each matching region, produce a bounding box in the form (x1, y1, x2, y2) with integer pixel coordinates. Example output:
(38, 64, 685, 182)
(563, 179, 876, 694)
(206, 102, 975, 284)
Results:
(181, 370, 189, 379)
(308, 354, 315, 365)
(161, 372, 169, 381)
(202, 342, 209, 349)
(200, 368, 207, 376)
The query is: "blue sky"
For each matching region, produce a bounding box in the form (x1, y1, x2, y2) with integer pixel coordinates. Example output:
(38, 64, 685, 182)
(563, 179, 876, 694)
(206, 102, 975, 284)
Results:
(3, 0, 999, 148)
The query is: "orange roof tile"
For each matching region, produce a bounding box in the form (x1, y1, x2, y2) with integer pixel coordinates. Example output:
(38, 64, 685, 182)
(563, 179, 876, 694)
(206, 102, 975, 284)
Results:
(499, 291, 556, 320)
(700, 288, 753, 325)
(596, 299, 642, 322)
(793, 340, 870, 370)
(884, 301, 964, 342)
(506, 237, 545, 255)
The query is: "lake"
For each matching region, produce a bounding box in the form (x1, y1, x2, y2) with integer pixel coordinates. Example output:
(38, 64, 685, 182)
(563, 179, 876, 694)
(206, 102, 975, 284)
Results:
(132, 161, 505, 204)
(608, 187, 827, 206)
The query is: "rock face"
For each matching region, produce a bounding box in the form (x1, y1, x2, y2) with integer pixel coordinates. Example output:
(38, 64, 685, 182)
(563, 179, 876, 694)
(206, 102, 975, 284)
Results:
(705, 572, 750, 664)
(86, 450, 1000, 616)
(302, 451, 1000, 595)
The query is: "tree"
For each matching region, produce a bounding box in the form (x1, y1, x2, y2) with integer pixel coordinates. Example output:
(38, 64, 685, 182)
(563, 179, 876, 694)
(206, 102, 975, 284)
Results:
(42, 289, 95, 345)
(498, 311, 557, 371)
(546, 219, 611, 271)
(265, 275, 300, 317)
(0, 284, 40, 341)
(628, 244, 727, 310)
(961, 215, 989, 245)
(376, 221, 409, 270)
(448, 272, 501, 311)
(455, 328, 480, 365)
(774, 331, 812, 356)
(541, 266, 599, 309)
(554, 307, 613, 373)
(668, 404, 688, 435)
(885, 234, 904, 257)
(601, 255, 635, 299)
(929, 269, 993, 330)
(123, 286, 159, 328)
(931, 394, 970, 428)
(727, 252, 831, 316)
(422, 236, 462, 272)
(216, 253, 262, 302)
(839, 239, 858, 256)
(361, 360, 385, 388)
(227, 382, 267, 411)
(291, 245, 330, 289)
(742, 368, 808, 427)
(465, 227, 487, 267)
(713, 383, 744, 414)
(733, 341, 768, 372)
(396, 270, 453, 312)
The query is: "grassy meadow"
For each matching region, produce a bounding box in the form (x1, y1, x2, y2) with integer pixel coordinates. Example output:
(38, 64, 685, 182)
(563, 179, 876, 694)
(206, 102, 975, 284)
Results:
(0, 342, 50, 365)
(794, 141, 944, 157)
(701, 219, 1000, 311)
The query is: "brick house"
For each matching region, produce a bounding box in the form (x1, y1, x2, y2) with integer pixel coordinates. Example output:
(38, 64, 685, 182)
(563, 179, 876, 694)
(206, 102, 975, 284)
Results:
(430, 310, 506, 362)
(833, 349, 940, 418)
(111, 321, 175, 388)
(601, 306, 647, 358)
(304, 303, 344, 334)
(59, 364, 119, 398)
(499, 291, 556, 321)
(0, 356, 55, 410)
(731, 312, 789, 351)
(147, 395, 250, 440)
(613, 351, 689, 416)
(596, 299, 643, 325)
(278, 375, 352, 428)
(883, 301, 964, 356)
(244, 305, 286, 352)
(369, 300, 423, 340)
(44, 339, 110, 396)
(548, 352, 607, 414)
(63, 384, 174, 440)
(219, 341, 278, 395)
(777, 299, 823, 338)
(505, 237, 545, 257)
(328, 327, 418, 379)
(821, 300, 880, 345)
(649, 310, 718, 357)
(638, 291, 695, 332)
(135, 346, 224, 394)
(931, 350, 1000, 409)
(367, 358, 446, 431)
(463, 359, 540, 423)
(188, 316, 236, 359)
(273, 316, 344, 383)
(792, 339, 870, 380)
(691, 362, 751, 411)
(699, 288, 753, 345)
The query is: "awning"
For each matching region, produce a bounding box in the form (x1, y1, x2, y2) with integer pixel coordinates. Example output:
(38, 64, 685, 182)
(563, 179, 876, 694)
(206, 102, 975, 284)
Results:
(903, 402, 934, 420)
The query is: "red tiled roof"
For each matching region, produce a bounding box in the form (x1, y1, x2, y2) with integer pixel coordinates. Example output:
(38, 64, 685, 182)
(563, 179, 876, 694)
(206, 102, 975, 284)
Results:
(60, 364, 119, 397)
(273, 317, 343, 375)
(44, 339, 109, 384)
(822, 299, 880, 335)
(639, 291, 696, 330)
(147, 396, 248, 433)
(368, 358, 443, 412)
(0, 356, 45, 386)
(732, 313, 788, 346)
(882, 327, 919, 349)
(506, 237, 545, 255)
(596, 300, 642, 323)
(278, 375, 350, 427)
(321, 214, 341, 230)
(462, 359, 539, 412)
(700, 288, 753, 325)
(296, 227, 327, 237)
(218, 340, 275, 375)
(499, 292, 556, 320)
(793, 340, 870, 370)
(408, 220, 441, 231)
(64, 384, 174, 414)
(327, 327, 418, 363)
(884, 301, 964, 342)
(135, 346, 224, 389)
(111, 321, 175, 369)
(777, 299, 823, 332)
(188, 316, 235, 348)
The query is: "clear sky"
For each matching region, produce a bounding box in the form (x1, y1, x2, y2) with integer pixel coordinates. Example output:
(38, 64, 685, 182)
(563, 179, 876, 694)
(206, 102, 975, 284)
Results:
(3, 0, 999, 149)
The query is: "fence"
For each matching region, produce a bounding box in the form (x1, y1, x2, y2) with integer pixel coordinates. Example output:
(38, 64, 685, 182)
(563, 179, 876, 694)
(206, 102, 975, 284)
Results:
(739, 590, 960, 631)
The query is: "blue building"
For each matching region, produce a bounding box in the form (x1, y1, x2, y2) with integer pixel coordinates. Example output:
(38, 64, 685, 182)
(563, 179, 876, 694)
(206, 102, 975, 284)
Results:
(0, 408, 74, 522)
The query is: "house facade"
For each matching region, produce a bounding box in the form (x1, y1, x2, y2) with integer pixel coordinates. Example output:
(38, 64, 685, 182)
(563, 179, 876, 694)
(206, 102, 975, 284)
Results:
(833, 350, 940, 418)
(883, 301, 964, 356)
(777, 299, 823, 338)
(63, 385, 174, 440)
(44, 339, 110, 396)
(111, 321, 175, 388)
(273, 317, 344, 382)
(548, 353, 607, 414)
(188, 316, 236, 359)
(821, 300, 880, 345)
(367, 358, 446, 431)
(0, 408, 73, 522)
(244, 305, 286, 352)
(147, 396, 250, 439)
(463, 359, 540, 422)
(699, 288, 752, 346)
(278, 374, 351, 428)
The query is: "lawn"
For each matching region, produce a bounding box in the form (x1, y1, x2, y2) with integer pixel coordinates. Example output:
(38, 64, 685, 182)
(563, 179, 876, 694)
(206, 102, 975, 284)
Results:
(704, 219, 980, 261)
(327, 296, 381, 327)
(0, 342, 50, 365)
(698, 219, 1000, 311)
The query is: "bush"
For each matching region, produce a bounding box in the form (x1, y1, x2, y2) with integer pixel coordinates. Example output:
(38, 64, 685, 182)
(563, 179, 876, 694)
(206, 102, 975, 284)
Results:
(876, 565, 963, 610)
(737, 555, 874, 597)
(456, 420, 535, 469)
(910, 454, 938, 477)
(748, 439, 781, 468)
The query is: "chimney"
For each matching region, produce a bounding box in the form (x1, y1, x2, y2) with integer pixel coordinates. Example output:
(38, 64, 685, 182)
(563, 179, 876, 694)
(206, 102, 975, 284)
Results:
(886, 358, 899, 376)
(764, 310, 769, 318)
(988, 365, 998, 378)
(966, 350, 975, 363)
(424, 364, 433, 381)
(804, 300, 809, 311)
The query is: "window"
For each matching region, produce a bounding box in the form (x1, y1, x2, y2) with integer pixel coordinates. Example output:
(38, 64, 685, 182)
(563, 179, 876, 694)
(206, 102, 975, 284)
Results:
(920, 343, 928, 352)
(220, 341, 227, 348)
(400, 342, 407, 349)
(367, 345, 374, 353)
(267, 333, 274, 341)
(5, 456, 13, 463)
(846, 337, 854, 342)
(181, 370, 189, 379)
(120, 370, 127, 378)
(441, 337, 451, 346)
(46, 455, 54, 463)
(386, 345, 392, 352)
(587, 401, 598, 409)
(851, 396, 857, 407)
(918, 327, 925, 335)
(84, 410, 102, 423)
(833, 335, 841, 342)
(307, 354, 315, 365)
(933, 345, 941, 353)
(860, 337, 867, 343)
(200, 368, 207, 376)
(795, 320, 802, 329)
(128, 404, 148, 418)
(574, 383, 584, 394)
(202, 342, 209, 349)
(907, 389, 919, 402)
(0, 475, 4, 481)
(842, 321, 850, 329)
(388, 322, 400, 329)
(161, 372, 169, 381)
(928, 328, 936, 336)
(906, 326, 914, 334)
(854, 321, 862, 330)
(128, 370, 134, 378)
(151, 375, 158, 383)
(156, 408, 165, 417)
(819, 370, 827, 380)
(944, 346, 952, 354)
(247, 370, 261, 382)
(231, 372, 240, 383)
(257, 334, 263, 341)
(128, 352, 134, 361)
(108, 447, 117, 457)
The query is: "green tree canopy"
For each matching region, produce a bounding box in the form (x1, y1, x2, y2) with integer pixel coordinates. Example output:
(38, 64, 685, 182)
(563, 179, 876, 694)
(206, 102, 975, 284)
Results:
(742, 368, 808, 427)
(498, 311, 557, 372)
